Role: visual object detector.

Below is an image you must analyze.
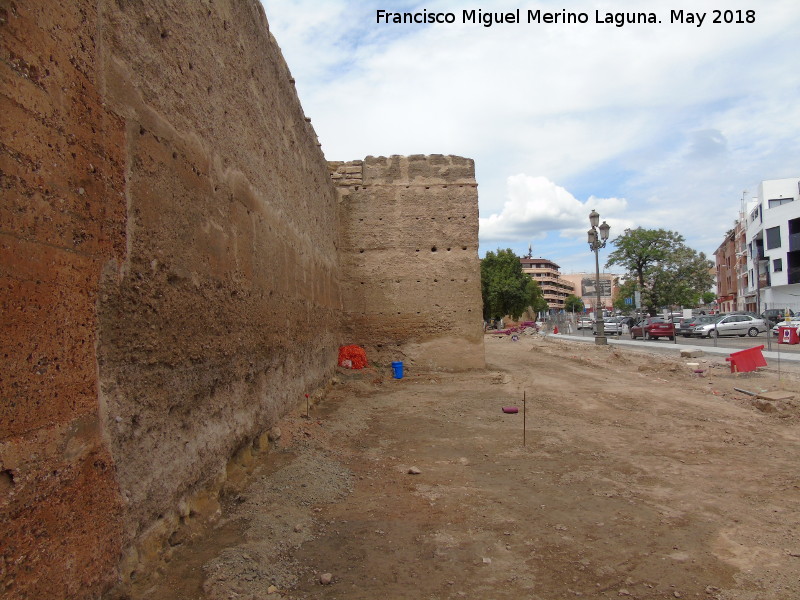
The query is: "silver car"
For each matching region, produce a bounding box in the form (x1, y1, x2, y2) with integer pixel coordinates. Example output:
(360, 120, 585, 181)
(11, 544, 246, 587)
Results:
(691, 314, 768, 338)
(596, 316, 624, 336)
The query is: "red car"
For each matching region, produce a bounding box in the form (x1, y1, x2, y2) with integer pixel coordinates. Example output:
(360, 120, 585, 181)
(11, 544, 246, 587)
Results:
(630, 317, 675, 341)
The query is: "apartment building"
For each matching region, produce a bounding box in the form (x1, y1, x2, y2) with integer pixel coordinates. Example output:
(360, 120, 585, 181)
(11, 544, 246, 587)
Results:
(714, 202, 750, 313)
(560, 272, 618, 313)
(519, 257, 575, 310)
(714, 229, 738, 313)
(741, 178, 800, 311)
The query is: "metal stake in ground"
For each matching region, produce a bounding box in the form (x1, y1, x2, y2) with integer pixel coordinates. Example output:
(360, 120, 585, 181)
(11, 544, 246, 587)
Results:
(523, 391, 526, 447)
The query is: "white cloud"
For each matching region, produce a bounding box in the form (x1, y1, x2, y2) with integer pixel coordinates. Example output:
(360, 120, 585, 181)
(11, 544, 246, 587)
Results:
(479, 174, 632, 244)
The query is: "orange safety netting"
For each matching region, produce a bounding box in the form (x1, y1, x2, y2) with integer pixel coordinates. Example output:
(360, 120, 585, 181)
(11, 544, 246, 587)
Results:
(338, 345, 368, 369)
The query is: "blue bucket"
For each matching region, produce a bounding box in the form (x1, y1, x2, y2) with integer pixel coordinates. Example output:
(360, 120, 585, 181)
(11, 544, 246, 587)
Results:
(391, 361, 404, 379)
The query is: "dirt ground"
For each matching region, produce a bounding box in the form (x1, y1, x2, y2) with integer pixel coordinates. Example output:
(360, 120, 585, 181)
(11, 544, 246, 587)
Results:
(133, 334, 800, 600)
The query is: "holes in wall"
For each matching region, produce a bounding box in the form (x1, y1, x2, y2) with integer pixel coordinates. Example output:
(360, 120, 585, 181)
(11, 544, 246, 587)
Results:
(431, 246, 437, 252)
(359, 249, 364, 253)
(447, 248, 451, 251)
(462, 246, 467, 250)
(172, 152, 178, 159)
(139, 126, 146, 135)
(0, 469, 14, 492)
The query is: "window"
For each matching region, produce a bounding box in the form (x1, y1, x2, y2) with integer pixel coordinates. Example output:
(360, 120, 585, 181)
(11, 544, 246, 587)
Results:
(768, 197, 794, 208)
(766, 226, 781, 250)
(774, 258, 783, 272)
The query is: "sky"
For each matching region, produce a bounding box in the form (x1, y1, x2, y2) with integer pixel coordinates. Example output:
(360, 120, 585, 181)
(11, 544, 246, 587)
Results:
(260, 0, 800, 273)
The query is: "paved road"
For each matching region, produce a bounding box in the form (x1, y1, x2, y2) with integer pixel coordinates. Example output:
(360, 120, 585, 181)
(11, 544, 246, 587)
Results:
(567, 327, 800, 355)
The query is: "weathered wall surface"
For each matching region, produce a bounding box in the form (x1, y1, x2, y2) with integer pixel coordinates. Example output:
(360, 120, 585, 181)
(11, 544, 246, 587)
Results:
(1, 2, 128, 597)
(331, 155, 485, 370)
(95, 0, 342, 570)
(2, 1, 486, 597)
(1, 1, 341, 598)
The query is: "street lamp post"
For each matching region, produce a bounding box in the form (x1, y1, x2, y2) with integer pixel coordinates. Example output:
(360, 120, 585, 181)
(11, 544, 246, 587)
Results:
(588, 210, 611, 346)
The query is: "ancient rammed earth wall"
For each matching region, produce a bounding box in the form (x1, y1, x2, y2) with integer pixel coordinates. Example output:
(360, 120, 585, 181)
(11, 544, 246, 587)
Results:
(2, 3, 484, 598)
(1, 1, 341, 598)
(1, 2, 129, 597)
(331, 156, 485, 370)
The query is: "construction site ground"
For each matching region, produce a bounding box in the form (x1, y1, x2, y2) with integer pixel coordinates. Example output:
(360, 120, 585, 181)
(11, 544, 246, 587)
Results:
(135, 334, 800, 600)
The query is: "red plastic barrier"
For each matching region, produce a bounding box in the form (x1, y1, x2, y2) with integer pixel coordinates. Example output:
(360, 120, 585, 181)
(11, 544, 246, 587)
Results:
(725, 345, 767, 373)
(778, 326, 800, 345)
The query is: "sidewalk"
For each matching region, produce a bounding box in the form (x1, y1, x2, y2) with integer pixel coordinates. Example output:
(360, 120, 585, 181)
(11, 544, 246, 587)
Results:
(548, 332, 800, 364)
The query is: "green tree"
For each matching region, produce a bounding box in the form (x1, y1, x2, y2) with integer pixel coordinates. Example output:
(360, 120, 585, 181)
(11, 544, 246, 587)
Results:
(564, 294, 584, 314)
(606, 228, 713, 314)
(481, 249, 545, 320)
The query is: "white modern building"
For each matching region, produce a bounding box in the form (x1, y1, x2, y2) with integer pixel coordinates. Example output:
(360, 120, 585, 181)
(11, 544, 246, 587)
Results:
(744, 178, 800, 312)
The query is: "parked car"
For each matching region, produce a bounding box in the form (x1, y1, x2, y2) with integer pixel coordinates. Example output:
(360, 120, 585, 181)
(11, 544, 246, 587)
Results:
(691, 314, 768, 338)
(676, 315, 716, 337)
(595, 316, 625, 336)
(577, 317, 594, 329)
(630, 317, 675, 340)
(771, 318, 800, 336)
(761, 308, 795, 327)
(729, 311, 761, 319)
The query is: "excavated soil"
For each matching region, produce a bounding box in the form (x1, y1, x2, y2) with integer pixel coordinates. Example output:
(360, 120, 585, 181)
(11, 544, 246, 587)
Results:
(132, 335, 800, 600)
